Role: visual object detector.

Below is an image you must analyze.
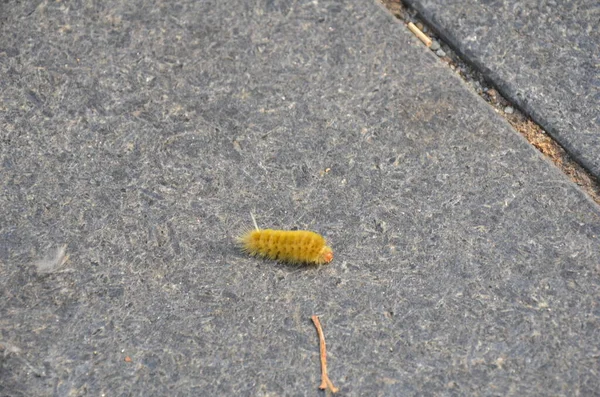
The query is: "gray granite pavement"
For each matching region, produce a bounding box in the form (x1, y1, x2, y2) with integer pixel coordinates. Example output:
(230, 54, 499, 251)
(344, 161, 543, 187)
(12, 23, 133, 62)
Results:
(404, 0, 600, 178)
(1, 0, 600, 396)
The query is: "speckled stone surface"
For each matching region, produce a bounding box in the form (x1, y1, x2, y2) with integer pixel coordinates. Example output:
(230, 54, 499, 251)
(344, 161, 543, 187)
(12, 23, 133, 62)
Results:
(404, 0, 600, 178)
(1, 0, 600, 396)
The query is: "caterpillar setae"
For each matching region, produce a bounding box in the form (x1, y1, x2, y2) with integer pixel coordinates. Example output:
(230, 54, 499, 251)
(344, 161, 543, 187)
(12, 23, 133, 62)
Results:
(238, 214, 334, 265)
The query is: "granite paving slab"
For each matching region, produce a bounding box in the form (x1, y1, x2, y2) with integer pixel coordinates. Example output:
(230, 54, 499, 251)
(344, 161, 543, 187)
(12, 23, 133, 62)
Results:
(403, 0, 600, 178)
(1, 0, 600, 395)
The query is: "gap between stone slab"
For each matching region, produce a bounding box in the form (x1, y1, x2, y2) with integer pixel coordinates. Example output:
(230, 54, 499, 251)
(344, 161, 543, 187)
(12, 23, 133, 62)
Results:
(379, 0, 600, 206)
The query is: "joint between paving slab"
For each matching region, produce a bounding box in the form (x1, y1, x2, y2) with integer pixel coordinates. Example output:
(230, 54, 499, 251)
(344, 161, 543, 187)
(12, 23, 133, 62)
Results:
(380, 0, 600, 206)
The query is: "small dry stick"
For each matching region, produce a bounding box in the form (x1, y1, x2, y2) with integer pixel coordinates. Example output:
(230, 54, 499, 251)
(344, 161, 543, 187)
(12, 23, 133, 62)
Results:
(311, 315, 339, 393)
(407, 22, 432, 47)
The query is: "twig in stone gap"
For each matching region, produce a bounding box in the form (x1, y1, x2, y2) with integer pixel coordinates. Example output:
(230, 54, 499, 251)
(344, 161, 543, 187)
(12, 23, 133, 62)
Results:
(407, 22, 432, 47)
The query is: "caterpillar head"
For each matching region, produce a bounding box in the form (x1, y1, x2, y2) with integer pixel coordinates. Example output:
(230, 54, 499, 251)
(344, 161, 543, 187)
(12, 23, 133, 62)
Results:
(319, 245, 334, 264)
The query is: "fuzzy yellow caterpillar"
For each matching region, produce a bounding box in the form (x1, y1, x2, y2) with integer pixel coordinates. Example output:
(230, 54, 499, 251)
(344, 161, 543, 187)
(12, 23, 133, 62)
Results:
(238, 214, 334, 265)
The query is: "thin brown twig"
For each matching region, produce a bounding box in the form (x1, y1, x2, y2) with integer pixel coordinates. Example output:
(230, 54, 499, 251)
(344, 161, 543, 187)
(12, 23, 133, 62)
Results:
(407, 22, 432, 47)
(311, 315, 339, 393)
